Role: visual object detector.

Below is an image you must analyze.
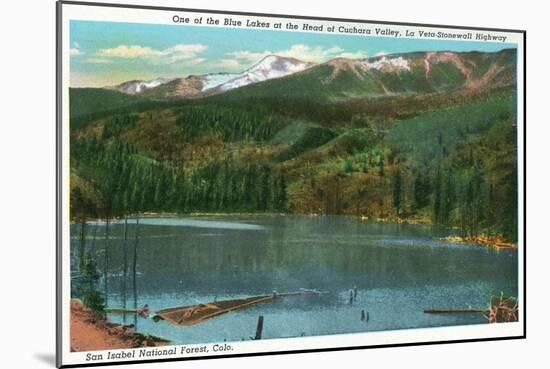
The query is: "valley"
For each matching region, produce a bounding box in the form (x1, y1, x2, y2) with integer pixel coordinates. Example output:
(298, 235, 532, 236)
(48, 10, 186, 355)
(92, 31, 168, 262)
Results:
(70, 48, 518, 242)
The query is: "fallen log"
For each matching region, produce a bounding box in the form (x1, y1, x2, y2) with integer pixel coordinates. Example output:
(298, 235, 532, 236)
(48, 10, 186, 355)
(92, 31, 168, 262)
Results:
(105, 308, 139, 314)
(424, 293, 519, 323)
(153, 290, 325, 326)
(424, 308, 485, 314)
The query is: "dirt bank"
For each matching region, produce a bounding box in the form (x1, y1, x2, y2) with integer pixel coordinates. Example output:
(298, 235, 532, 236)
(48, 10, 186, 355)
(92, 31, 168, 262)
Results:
(70, 300, 169, 352)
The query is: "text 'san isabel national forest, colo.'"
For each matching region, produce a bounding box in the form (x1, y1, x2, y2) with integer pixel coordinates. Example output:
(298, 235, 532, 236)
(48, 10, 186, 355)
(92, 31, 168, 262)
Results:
(66, 16, 520, 357)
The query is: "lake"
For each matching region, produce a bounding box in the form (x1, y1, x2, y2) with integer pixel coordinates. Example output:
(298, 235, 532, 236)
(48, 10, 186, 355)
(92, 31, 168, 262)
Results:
(70, 215, 517, 344)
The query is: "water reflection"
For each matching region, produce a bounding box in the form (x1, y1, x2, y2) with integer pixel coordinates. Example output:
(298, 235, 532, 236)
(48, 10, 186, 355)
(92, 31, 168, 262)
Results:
(71, 215, 517, 344)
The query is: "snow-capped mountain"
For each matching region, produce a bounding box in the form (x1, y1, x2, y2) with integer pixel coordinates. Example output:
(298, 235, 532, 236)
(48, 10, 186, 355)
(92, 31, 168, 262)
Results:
(213, 55, 314, 92)
(107, 77, 174, 95)
(103, 50, 515, 100)
(130, 55, 315, 99)
(362, 56, 411, 72)
(200, 73, 239, 92)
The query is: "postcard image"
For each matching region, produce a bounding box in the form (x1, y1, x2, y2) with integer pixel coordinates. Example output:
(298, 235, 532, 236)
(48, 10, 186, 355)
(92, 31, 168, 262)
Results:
(57, 1, 525, 367)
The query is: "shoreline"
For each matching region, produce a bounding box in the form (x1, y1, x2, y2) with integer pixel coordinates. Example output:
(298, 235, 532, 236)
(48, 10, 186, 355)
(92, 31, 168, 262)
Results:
(69, 212, 517, 247)
(436, 235, 517, 250)
(70, 300, 169, 352)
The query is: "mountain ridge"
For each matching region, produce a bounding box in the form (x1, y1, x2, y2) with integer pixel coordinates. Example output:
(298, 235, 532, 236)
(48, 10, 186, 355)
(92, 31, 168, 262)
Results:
(100, 49, 516, 101)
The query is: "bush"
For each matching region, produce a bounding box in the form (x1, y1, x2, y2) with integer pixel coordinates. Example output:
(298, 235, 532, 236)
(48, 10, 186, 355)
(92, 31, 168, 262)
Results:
(83, 290, 105, 315)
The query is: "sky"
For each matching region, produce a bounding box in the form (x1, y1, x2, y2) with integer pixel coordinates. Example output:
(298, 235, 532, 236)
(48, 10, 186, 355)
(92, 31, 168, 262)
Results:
(70, 20, 515, 87)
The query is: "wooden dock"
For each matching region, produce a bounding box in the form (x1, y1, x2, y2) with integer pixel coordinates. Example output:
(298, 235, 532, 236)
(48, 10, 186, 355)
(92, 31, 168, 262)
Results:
(153, 290, 325, 326)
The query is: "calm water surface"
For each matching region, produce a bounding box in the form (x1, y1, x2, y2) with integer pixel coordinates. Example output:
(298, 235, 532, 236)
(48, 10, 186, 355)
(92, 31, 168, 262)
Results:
(70, 215, 517, 344)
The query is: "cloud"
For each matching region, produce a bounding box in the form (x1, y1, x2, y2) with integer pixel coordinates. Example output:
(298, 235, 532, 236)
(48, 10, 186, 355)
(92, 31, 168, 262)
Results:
(218, 59, 246, 70)
(70, 41, 83, 57)
(225, 44, 368, 70)
(70, 48, 83, 56)
(97, 45, 163, 58)
(187, 58, 206, 65)
(85, 58, 113, 64)
(96, 44, 207, 64)
(227, 50, 270, 64)
(336, 51, 369, 59)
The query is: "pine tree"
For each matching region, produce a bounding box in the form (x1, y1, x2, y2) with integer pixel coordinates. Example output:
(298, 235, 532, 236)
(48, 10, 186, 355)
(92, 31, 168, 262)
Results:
(392, 170, 402, 216)
(413, 170, 430, 210)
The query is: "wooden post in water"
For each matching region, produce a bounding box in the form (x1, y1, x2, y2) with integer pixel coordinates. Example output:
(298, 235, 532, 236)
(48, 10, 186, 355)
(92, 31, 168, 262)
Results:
(132, 216, 140, 329)
(255, 316, 264, 340)
(104, 217, 110, 306)
(361, 310, 365, 321)
(122, 217, 128, 325)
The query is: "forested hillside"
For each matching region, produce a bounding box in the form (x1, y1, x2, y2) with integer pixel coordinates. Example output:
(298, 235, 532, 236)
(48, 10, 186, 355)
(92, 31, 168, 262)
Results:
(70, 49, 519, 241)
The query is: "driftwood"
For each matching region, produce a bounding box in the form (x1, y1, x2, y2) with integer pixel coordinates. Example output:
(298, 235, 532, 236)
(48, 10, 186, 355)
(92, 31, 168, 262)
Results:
(484, 293, 518, 323)
(153, 290, 325, 326)
(424, 308, 485, 313)
(105, 305, 150, 317)
(424, 293, 518, 323)
(105, 308, 139, 314)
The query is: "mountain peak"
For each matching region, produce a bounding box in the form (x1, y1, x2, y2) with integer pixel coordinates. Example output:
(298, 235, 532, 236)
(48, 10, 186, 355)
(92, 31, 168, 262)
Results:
(107, 77, 173, 95)
(217, 55, 314, 91)
(249, 55, 314, 73)
(256, 54, 307, 64)
(257, 54, 281, 63)
(362, 56, 411, 72)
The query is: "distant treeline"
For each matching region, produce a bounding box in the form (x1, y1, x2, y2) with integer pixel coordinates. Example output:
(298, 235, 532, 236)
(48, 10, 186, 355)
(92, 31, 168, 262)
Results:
(71, 137, 288, 219)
